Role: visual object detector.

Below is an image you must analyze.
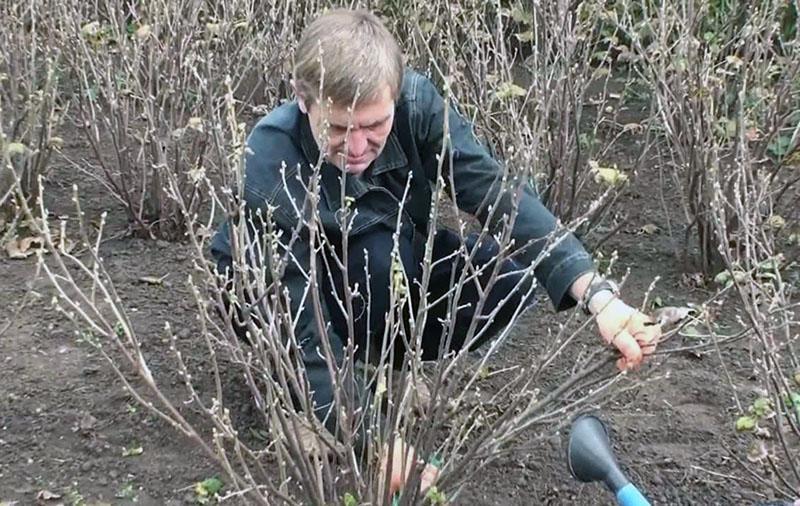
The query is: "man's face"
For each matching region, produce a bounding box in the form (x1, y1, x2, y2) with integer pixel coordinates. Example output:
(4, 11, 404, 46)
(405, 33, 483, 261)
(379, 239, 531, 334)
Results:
(302, 84, 395, 176)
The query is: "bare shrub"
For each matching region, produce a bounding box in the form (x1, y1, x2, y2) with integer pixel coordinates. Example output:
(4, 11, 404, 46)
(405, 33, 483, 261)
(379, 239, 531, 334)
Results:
(31, 136, 642, 505)
(0, 0, 64, 234)
(382, 0, 655, 246)
(710, 144, 800, 497)
(52, 0, 311, 239)
(629, 0, 800, 497)
(618, 0, 800, 274)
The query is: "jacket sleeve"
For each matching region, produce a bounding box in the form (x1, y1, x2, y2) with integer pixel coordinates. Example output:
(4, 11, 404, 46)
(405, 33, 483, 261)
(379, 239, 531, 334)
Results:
(410, 73, 594, 310)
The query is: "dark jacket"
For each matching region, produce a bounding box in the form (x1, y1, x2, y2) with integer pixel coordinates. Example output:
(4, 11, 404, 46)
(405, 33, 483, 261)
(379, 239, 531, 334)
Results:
(210, 69, 594, 431)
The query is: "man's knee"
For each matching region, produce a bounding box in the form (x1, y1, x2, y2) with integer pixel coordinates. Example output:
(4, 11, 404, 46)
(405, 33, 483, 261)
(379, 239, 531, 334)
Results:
(344, 228, 416, 289)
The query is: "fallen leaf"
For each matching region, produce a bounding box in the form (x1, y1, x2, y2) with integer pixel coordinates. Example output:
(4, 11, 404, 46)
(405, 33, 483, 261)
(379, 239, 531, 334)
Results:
(5, 236, 43, 259)
(735, 415, 756, 432)
(195, 477, 223, 497)
(122, 446, 143, 457)
(638, 223, 660, 235)
(135, 24, 151, 39)
(746, 440, 767, 462)
(78, 412, 98, 432)
(494, 82, 527, 100)
(784, 148, 800, 166)
(680, 272, 706, 288)
(80, 21, 101, 39)
(36, 490, 61, 501)
(187, 117, 204, 132)
(137, 275, 168, 285)
(589, 160, 628, 187)
(653, 306, 695, 326)
(622, 123, 643, 133)
(755, 425, 772, 439)
(766, 215, 785, 230)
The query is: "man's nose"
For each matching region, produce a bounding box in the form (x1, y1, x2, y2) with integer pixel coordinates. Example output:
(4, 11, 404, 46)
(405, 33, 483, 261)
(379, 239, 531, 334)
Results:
(347, 129, 368, 157)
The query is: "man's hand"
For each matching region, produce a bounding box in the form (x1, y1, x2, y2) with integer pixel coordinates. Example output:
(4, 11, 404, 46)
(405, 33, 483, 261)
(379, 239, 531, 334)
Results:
(381, 438, 439, 496)
(593, 296, 661, 370)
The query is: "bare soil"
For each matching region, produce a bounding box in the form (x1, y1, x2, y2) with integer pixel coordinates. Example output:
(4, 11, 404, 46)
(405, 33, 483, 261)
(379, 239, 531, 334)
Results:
(0, 117, 792, 505)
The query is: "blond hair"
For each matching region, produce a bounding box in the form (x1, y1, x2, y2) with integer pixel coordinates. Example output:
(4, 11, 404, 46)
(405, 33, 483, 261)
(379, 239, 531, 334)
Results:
(293, 9, 404, 106)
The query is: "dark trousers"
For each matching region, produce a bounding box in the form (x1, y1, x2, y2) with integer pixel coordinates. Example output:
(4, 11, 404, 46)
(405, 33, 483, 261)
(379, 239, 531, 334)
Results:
(318, 228, 535, 368)
(217, 228, 535, 368)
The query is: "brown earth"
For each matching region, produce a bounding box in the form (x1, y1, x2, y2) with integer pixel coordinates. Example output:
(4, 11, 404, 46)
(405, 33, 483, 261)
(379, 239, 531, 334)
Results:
(0, 110, 794, 505)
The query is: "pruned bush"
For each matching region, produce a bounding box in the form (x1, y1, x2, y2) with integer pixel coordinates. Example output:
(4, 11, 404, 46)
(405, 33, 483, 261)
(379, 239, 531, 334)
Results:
(53, 0, 312, 239)
(382, 0, 653, 246)
(0, 0, 64, 237)
(617, 0, 800, 274)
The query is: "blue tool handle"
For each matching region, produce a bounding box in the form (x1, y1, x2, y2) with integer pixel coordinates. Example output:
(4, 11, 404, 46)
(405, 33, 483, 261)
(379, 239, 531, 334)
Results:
(616, 483, 650, 506)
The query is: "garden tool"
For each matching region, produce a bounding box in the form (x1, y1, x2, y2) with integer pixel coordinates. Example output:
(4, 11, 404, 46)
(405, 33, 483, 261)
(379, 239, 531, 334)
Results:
(567, 414, 650, 506)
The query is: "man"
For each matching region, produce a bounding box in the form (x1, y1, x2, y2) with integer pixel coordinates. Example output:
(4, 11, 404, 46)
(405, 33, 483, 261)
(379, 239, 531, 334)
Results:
(211, 8, 660, 495)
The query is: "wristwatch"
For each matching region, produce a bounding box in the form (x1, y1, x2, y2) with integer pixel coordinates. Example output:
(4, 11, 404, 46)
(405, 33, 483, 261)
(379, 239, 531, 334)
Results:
(581, 277, 619, 315)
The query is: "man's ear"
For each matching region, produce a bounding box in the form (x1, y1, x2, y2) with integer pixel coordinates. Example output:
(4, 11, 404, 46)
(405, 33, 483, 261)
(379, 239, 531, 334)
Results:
(290, 79, 308, 114)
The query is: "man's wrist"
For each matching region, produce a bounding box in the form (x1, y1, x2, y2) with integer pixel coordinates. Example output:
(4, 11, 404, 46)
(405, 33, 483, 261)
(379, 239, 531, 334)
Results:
(587, 289, 617, 316)
(581, 277, 620, 315)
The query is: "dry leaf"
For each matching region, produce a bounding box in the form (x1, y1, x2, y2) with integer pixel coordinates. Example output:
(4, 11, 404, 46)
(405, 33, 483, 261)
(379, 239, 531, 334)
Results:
(680, 272, 706, 288)
(48, 137, 64, 149)
(746, 440, 768, 463)
(283, 419, 343, 458)
(135, 24, 151, 39)
(5, 236, 43, 259)
(725, 55, 744, 68)
(494, 82, 527, 100)
(755, 425, 772, 439)
(784, 149, 800, 166)
(638, 223, 660, 235)
(653, 306, 695, 327)
(194, 226, 212, 240)
(79, 412, 98, 432)
(122, 445, 143, 457)
(36, 490, 61, 501)
(138, 275, 168, 285)
(4, 232, 73, 259)
(187, 117, 204, 132)
(766, 215, 785, 230)
(589, 160, 628, 187)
